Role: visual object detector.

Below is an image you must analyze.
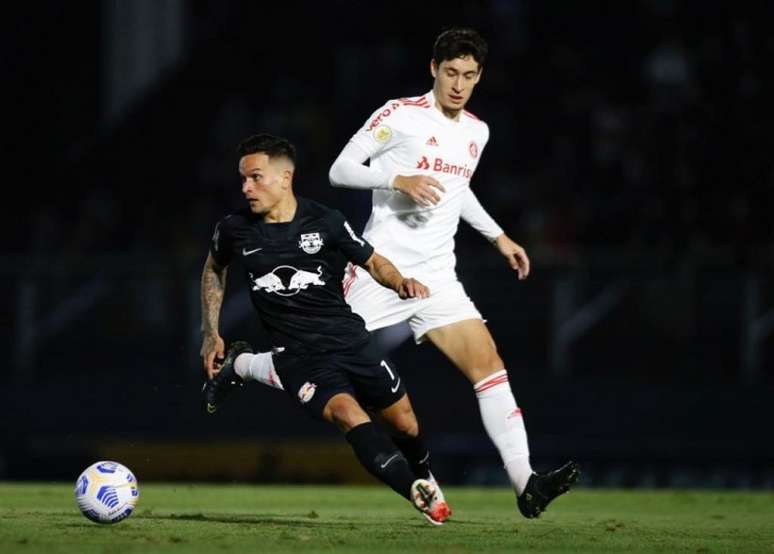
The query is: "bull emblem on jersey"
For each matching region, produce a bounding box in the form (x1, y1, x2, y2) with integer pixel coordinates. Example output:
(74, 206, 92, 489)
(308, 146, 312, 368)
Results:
(298, 232, 323, 254)
(251, 272, 286, 293)
(289, 266, 325, 290)
(250, 265, 326, 296)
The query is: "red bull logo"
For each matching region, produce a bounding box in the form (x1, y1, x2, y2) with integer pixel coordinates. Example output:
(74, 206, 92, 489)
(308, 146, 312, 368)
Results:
(298, 232, 323, 254)
(250, 265, 326, 297)
(298, 382, 317, 403)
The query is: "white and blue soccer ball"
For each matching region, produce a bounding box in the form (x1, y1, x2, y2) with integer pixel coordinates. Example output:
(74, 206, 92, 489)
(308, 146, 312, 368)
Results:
(74, 461, 140, 524)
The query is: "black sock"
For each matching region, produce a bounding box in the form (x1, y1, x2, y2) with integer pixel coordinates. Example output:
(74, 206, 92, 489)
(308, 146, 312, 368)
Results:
(345, 422, 415, 500)
(393, 433, 432, 479)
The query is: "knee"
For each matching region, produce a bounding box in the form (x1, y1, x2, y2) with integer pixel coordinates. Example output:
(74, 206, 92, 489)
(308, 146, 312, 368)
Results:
(323, 395, 369, 431)
(483, 354, 504, 371)
(467, 347, 505, 384)
(476, 344, 504, 372)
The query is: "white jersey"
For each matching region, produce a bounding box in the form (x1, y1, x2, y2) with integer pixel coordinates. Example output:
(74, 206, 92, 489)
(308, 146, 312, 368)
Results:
(347, 90, 495, 285)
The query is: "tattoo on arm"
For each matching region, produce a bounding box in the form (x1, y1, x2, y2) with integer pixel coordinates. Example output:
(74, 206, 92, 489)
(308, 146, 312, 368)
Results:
(201, 255, 228, 335)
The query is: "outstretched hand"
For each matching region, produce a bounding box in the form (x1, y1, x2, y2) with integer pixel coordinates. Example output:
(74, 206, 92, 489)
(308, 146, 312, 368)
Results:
(494, 234, 530, 280)
(201, 333, 225, 380)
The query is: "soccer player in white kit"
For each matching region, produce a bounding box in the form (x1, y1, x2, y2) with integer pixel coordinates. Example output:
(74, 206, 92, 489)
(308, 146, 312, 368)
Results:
(217, 28, 579, 518)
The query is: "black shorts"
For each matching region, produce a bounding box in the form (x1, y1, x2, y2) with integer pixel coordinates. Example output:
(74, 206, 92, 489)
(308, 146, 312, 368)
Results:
(273, 336, 406, 420)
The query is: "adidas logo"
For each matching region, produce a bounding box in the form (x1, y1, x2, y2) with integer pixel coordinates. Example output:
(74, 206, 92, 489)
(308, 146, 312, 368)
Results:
(426, 136, 439, 146)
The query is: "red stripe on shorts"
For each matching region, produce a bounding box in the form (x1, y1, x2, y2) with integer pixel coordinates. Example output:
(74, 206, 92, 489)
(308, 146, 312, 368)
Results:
(342, 264, 358, 298)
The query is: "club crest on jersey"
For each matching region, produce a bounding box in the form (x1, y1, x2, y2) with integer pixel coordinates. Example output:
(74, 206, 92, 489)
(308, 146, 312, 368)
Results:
(298, 382, 317, 404)
(250, 265, 326, 296)
(298, 232, 323, 254)
(469, 141, 479, 159)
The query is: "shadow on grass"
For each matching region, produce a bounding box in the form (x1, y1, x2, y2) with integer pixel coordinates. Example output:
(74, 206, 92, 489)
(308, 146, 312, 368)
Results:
(53, 512, 322, 529)
(141, 512, 496, 529)
(57, 510, 482, 530)
(134, 512, 363, 529)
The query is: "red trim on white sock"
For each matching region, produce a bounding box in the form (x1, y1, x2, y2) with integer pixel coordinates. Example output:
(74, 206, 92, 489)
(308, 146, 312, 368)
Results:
(474, 369, 508, 394)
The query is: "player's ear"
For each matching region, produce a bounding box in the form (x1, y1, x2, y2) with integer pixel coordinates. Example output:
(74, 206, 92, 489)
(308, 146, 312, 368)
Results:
(282, 168, 293, 189)
(430, 59, 438, 78)
(474, 66, 483, 84)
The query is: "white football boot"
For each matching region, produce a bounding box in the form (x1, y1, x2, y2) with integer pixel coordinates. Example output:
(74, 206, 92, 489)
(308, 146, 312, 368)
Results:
(411, 478, 451, 526)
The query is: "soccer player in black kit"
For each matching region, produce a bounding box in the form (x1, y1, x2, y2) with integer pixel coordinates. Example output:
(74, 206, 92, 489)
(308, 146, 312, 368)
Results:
(200, 134, 450, 525)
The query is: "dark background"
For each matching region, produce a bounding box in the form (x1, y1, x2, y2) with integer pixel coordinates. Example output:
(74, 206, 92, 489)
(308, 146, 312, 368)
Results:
(2, 0, 772, 488)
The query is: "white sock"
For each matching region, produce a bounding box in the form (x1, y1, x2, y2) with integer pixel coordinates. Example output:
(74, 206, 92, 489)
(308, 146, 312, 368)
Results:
(234, 352, 284, 390)
(474, 369, 533, 495)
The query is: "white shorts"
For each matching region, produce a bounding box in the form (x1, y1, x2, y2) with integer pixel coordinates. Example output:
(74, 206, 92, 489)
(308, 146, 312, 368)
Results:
(342, 265, 483, 343)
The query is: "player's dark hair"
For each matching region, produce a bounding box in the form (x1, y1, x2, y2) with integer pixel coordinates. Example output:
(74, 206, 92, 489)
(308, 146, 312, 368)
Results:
(432, 27, 488, 69)
(237, 133, 296, 165)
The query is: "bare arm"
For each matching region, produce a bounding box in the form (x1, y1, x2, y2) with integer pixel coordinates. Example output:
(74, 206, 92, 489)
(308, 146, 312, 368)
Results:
(360, 252, 429, 299)
(200, 253, 228, 378)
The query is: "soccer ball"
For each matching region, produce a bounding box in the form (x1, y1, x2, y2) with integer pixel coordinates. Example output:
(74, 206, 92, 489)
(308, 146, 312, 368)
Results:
(74, 461, 140, 524)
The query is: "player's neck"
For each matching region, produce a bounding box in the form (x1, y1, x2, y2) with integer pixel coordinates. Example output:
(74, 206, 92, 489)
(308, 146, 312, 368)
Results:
(263, 195, 297, 224)
(432, 96, 463, 121)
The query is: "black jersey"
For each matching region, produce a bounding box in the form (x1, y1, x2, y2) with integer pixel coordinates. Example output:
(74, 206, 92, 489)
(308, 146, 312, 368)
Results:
(210, 197, 375, 353)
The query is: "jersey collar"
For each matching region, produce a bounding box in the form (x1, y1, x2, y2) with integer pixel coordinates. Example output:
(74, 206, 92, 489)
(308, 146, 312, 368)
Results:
(426, 90, 463, 125)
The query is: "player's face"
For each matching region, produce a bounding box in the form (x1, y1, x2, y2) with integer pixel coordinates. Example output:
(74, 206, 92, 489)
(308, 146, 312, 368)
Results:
(239, 153, 291, 214)
(431, 55, 482, 113)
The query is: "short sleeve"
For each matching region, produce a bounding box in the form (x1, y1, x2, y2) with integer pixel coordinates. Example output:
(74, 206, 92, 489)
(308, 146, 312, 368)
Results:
(327, 210, 374, 266)
(209, 216, 234, 267)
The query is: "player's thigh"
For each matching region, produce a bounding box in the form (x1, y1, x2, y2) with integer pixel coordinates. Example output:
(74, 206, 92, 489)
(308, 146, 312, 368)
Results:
(345, 265, 419, 331)
(408, 280, 484, 345)
(424, 318, 504, 384)
(370, 322, 414, 356)
(339, 342, 407, 414)
(321, 392, 371, 432)
(274, 351, 357, 422)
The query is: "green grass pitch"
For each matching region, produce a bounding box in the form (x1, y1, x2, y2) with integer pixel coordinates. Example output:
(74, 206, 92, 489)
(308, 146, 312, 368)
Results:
(1, 483, 772, 553)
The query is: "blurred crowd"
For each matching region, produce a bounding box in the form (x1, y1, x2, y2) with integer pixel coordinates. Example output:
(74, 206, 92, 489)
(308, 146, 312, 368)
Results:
(5, 4, 772, 481)
(14, 1, 774, 269)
